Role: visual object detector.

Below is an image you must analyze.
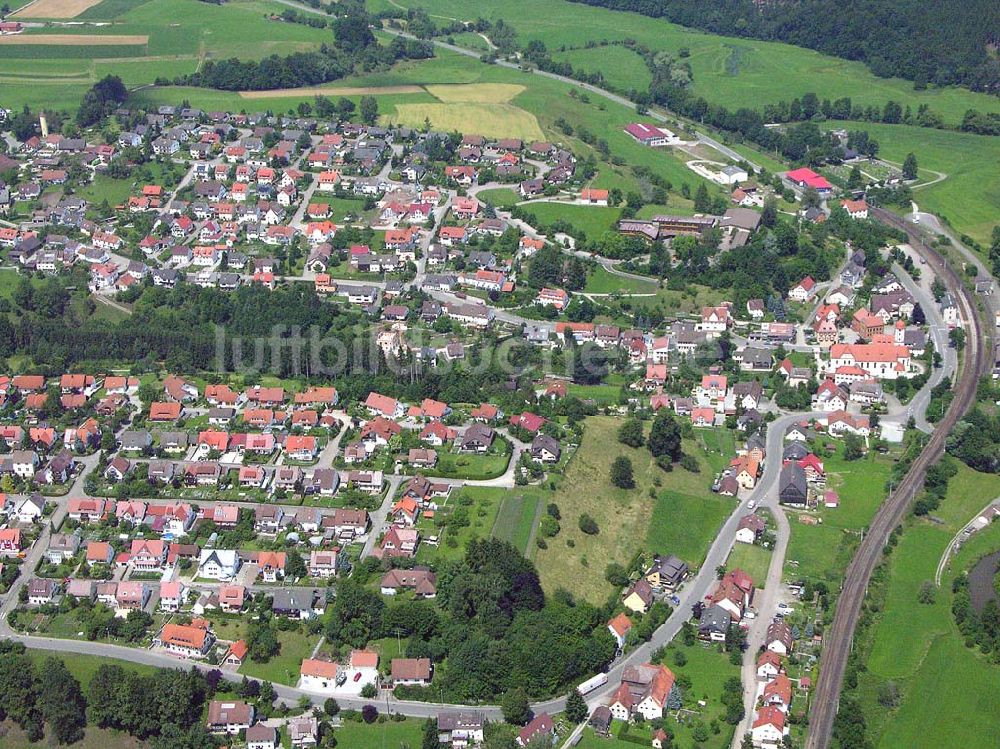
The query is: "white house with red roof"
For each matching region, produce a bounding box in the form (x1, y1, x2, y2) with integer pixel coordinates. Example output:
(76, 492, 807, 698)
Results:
(840, 199, 869, 219)
(788, 276, 817, 302)
(364, 392, 405, 419)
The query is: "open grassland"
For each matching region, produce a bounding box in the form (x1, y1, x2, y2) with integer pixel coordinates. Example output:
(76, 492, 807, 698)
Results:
(11, 0, 103, 17)
(533, 416, 731, 604)
(855, 467, 1000, 748)
(826, 120, 1000, 246)
(552, 45, 652, 93)
(376, 0, 1000, 124)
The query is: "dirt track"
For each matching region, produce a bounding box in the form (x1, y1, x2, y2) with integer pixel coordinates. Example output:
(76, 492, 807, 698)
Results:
(0, 33, 147, 44)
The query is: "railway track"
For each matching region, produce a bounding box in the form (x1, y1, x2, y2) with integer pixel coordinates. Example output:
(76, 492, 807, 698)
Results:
(806, 208, 992, 749)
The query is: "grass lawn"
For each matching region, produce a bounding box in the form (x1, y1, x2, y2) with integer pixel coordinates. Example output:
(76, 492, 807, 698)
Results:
(658, 640, 739, 749)
(820, 452, 893, 530)
(533, 416, 726, 603)
(476, 187, 520, 209)
(491, 488, 543, 555)
(26, 648, 157, 684)
(518, 202, 622, 240)
(565, 379, 624, 404)
(428, 445, 510, 481)
(333, 717, 425, 749)
(417, 485, 505, 563)
(1, 722, 146, 749)
(784, 521, 860, 585)
(241, 628, 319, 685)
(583, 264, 658, 294)
(726, 542, 772, 587)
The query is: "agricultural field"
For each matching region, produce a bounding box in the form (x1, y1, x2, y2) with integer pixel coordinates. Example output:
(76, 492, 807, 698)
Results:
(385, 83, 545, 140)
(490, 487, 545, 555)
(0, 0, 334, 109)
(533, 416, 733, 604)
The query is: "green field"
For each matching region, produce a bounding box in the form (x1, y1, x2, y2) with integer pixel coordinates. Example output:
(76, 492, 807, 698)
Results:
(824, 120, 1000, 246)
(491, 489, 543, 554)
(531, 416, 732, 603)
(552, 44, 652, 93)
(0, 0, 333, 109)
(476, 187, 520, 209)
(583, 265, 659, 294)
(647, 490, 734, 569)
(726, 542, 772, 587)
(783, 451, 893, 585)
(518, 202, 622, 239)
(852, 462, 1000, 748)
(375, 0, 1000, 125)
(333, 717, 426, 749)
(240, 628, 318, 685)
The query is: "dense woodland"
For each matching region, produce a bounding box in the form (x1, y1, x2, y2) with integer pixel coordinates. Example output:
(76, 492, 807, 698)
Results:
(566, 0, 1000, 94)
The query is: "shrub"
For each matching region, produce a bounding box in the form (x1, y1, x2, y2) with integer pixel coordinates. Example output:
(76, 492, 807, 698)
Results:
(579, 514, 599, 535)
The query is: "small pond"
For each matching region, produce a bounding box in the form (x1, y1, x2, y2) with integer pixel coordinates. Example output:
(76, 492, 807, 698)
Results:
(968, 549, 1000, 612)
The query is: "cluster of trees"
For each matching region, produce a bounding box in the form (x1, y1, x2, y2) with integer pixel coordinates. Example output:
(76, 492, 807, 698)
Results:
(77, 75, 128, 128)
(327, 540, 616, 700)
(526, 245, 587, 291)
(0, 647, 87, 744)
(565, 0, 1000, 93)
(946, 383, 1000, 474)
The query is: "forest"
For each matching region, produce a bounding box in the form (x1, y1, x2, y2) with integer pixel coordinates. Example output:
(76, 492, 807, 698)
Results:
(565, 0, 1000, 93)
